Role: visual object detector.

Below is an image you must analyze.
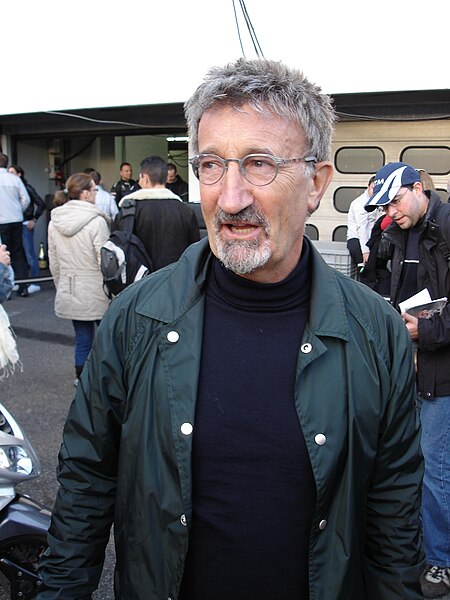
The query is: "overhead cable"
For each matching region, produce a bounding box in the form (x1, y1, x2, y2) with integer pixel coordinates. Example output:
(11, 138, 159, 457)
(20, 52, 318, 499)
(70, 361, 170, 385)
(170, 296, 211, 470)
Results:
(238, 0, 264, 58)
(232, 0, 246, 57)
(45, 110, 152, 129)
(44, 108, 450, 129)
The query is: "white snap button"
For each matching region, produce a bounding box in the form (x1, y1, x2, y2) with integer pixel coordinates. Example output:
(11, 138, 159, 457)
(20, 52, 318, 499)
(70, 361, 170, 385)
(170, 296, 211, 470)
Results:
(180, 514, 187, 526)
(167, 331, 179, 343)
(315, 433, 327, 446)
(319, 519, 327, 530)
(301, 343, 312, 353)
(181, 422, 193, 436)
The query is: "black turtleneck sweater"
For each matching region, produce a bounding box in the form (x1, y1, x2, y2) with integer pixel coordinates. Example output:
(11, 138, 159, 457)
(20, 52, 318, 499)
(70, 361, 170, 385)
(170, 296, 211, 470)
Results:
(179, 244, 316, 600)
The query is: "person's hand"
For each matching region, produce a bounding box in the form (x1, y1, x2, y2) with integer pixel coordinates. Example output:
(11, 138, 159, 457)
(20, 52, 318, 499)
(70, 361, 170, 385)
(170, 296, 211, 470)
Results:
(26, 219, 36, 231)
(362, 252, 370, 264)
(402, 312, 419, 341)
(0, 244, 11, 267)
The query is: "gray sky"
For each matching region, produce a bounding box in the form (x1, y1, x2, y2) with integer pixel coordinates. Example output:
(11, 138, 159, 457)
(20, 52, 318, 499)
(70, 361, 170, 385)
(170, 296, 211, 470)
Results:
(2, 0, 448, 115)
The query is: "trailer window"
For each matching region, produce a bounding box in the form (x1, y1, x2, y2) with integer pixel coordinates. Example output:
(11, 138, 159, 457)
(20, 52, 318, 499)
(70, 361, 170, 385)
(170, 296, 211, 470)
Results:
(400, 147, 450, 175)
(436, 189, 449, 202)
(305, 224, 319, 240)
(334, 187, 366, 213)
(333, 226, 348, 242)
(335, 147, 384, 174)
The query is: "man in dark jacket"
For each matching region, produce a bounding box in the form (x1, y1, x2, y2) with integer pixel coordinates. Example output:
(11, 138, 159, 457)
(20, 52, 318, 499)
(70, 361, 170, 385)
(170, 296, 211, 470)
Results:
(114, 155, 199, 271)
(110, 161, 139, 207)
(166, 162, 189, 201)
(366, 161, 450, 599)
(39, 60, 424, 600)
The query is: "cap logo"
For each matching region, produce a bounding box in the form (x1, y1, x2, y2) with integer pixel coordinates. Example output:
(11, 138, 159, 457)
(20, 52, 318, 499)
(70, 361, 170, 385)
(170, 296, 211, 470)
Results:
(369, 166, 407, 206)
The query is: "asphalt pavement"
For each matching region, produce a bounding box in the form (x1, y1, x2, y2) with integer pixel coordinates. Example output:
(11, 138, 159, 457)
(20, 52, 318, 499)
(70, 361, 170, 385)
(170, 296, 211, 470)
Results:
(1, 280, 114, 599)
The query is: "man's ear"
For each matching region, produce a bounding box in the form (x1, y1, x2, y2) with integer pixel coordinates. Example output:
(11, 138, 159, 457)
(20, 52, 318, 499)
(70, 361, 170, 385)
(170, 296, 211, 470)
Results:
(413, 181, 423, 196)
(307, 162, 334, 215)
(140, 173, 150, 187)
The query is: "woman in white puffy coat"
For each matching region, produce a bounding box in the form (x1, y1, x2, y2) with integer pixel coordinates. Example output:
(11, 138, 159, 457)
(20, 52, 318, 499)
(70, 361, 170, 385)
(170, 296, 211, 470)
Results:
(48, 173, 110, 382)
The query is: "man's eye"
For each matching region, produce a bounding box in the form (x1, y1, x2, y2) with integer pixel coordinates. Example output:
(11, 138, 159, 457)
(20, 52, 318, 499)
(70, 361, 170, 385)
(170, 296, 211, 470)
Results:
(200, 160, 221, 170)
(245, 157, 275, 170)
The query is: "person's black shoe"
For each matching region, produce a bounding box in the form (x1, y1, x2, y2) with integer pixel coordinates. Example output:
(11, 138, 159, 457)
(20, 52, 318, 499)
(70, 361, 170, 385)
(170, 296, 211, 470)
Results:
(16, 288, 29, 297)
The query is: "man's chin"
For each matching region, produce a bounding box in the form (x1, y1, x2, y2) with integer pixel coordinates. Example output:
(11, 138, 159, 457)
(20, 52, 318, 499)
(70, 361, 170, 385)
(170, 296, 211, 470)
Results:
(215, 238, 271, 275)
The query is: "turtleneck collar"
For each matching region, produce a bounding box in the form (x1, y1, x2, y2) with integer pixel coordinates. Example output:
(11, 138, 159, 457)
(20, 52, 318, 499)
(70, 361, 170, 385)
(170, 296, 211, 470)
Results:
(209, 241, 311, 313)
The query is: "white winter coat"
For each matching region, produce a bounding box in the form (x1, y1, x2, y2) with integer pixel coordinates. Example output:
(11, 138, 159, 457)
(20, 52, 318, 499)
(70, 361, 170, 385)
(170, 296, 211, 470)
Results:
(48, 200, 110, 320)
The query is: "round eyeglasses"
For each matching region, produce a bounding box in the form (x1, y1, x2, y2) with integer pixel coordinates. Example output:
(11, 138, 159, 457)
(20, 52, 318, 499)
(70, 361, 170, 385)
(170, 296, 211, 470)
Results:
(189, 153, 317, 187)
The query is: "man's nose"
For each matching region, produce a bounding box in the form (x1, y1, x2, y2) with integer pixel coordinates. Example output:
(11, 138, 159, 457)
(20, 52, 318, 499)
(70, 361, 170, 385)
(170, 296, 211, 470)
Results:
(384, 203, 397, 217)
(217, 161, 254, 214)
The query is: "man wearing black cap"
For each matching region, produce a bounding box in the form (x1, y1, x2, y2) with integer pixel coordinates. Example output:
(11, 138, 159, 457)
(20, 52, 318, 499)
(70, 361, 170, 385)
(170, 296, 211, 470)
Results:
(366, 161, 450, 599)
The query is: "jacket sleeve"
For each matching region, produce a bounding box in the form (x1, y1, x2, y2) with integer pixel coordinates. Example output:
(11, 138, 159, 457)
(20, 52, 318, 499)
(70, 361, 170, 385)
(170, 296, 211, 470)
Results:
(0, 264, 13, 303)
(47, 226, 59, 287)
(109, 197, 119, 220)
(364, 315, 425, 598)
(418, 303, 450, 350)
(18, 178, 30, 212)
(38, 304, 127, 598)
(91, 216, 111, 268)
(28, 184, 47, 221)
(346, 202, 358, 242)
(417, 209, 450, 350)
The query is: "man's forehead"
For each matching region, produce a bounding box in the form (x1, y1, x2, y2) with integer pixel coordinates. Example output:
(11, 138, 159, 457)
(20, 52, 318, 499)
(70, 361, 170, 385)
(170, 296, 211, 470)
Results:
(198, 104, 306, 152)
(201, 102, 285, 124)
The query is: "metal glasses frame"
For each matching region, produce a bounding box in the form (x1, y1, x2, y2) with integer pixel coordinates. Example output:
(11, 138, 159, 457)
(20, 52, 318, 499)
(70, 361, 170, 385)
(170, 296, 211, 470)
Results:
(189, 153, 317, 186)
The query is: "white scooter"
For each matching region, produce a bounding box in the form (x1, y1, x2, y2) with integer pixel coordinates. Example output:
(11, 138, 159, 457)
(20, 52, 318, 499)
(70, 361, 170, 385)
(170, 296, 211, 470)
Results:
(0, 403, 50, 599)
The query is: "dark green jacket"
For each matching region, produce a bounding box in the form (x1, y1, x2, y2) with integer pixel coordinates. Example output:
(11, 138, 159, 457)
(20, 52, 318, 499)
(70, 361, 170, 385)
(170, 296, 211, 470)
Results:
(39, 238, 424, 599)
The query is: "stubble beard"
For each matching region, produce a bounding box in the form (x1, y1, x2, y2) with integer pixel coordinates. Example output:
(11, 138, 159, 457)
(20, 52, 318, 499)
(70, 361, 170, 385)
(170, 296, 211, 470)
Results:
(213, 206, 272, 275)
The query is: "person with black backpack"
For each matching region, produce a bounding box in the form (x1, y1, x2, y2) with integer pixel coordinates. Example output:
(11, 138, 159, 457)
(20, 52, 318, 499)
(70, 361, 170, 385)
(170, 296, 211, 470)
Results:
(113, 155, 200, 274)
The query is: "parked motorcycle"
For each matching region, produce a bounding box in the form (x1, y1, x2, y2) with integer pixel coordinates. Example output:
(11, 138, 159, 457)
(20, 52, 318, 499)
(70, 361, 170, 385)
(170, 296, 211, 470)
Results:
(0, 403, 50, 599)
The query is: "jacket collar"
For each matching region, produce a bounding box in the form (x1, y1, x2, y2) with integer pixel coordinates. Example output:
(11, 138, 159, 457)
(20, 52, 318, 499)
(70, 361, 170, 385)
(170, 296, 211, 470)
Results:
(424, 190, 445, 221)
(385, 190, 443, 245)
(136, 237, 350, 341)
(118, 187, 181, 207)
(307, 239, 350, 341)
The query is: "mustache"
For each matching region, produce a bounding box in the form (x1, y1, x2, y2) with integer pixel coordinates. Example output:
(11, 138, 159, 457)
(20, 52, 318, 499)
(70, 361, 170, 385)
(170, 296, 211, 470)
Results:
(214, 206, 270, 231)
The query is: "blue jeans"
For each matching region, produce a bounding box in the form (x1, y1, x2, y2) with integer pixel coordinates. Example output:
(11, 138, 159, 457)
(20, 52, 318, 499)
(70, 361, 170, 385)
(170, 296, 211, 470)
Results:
(72, 320, 101, 369)
(22, 224, 39, 278)
(420, 395, 450, 566)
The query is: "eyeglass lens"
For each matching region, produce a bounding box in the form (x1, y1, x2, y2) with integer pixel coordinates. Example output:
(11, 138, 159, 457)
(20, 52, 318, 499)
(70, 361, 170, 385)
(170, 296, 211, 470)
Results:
(194, 154, 279, 186)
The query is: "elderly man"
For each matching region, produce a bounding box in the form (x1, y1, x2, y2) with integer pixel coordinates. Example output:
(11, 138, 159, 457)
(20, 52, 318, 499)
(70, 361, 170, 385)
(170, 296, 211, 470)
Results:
(366, 161, 450, 599)
(39, 60, 424, 600)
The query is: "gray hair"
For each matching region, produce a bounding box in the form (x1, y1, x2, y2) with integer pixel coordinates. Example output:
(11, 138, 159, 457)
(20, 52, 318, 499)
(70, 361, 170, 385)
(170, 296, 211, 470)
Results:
(184, 58, 336, 161)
